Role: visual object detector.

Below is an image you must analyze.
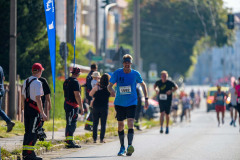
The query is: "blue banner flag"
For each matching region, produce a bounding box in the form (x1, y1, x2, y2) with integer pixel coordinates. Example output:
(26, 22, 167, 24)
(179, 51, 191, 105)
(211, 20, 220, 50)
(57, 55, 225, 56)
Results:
(43, 0, 56, 92)
(73, 0, 77, 66)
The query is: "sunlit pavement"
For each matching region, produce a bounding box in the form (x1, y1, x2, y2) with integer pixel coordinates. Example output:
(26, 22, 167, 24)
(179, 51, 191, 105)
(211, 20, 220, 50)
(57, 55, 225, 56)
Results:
(43, 87, 240, 160)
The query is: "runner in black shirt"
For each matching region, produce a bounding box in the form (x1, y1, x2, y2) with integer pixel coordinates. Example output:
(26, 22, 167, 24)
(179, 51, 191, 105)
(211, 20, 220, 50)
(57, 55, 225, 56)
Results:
(154, 70, 178, 134)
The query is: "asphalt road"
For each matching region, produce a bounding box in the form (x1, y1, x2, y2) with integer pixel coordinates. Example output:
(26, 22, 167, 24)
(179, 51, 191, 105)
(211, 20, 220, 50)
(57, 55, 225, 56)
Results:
(42, 85, 240, 160)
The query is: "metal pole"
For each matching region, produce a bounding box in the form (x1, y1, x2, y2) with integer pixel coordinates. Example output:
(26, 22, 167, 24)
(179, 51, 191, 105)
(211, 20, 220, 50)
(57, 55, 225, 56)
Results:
(64, 43, 68, 79)
(133, 0, 141, 72)
(52, 93, 55, 140)
(9, 0, 17, 119)
(95, 0, 99, 55)
(67, 0, 74, 46)
(103, 3, 117, 56)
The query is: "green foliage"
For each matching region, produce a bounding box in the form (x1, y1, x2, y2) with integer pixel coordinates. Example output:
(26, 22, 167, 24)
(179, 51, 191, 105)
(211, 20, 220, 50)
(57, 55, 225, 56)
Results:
(11, 148, 22, 156)
(49, 79, 65, 119)
(0, 121, 25, 138)
(36, 141, 53, 150)
(67, 37, 95, 66)
(0, 0, 63, 81)
(1, 148, 11, 159)
(120, 0, 232, 76)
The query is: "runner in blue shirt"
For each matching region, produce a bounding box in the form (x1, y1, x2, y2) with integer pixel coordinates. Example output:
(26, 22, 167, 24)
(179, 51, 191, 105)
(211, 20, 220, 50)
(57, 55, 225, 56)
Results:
(108, 54, 149, 156)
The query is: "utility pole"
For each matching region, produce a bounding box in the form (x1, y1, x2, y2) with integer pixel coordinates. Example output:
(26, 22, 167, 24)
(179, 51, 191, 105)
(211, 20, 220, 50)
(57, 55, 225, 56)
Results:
(133, 0, 141, 72)
(95, 0, 99, 55)
(9, 0, 17, 119)
(67, 0, 74, 46)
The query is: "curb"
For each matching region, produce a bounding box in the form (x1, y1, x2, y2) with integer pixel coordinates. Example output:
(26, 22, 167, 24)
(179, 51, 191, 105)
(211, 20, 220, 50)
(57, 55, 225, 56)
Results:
(2, 123, 156, 159)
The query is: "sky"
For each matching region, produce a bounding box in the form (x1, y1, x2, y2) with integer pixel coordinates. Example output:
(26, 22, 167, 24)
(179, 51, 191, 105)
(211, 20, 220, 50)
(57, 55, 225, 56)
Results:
(223, 0, 240, 13)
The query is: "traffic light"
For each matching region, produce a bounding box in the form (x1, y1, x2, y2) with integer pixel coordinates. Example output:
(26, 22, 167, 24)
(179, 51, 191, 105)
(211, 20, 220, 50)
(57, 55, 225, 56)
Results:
(227, 14, 234, 30)
(101, 0, 110, 8)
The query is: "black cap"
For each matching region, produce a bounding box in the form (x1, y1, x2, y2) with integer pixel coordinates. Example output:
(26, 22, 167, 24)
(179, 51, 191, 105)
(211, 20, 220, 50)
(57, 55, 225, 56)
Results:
(71, 67, 81, 75)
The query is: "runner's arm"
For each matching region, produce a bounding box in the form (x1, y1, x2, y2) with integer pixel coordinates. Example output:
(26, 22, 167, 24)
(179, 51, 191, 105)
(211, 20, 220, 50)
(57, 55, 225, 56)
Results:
(213, 92, 217, 102)
(167, 84, 178, 95)
(140, 81, 149, 109)
(107, 82, 116, 97)
(140, 81, 148, 99)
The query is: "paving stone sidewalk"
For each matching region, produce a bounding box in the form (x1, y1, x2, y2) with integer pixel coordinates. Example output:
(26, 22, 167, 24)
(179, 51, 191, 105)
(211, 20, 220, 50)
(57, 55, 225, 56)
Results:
(0, 125, 91, 152)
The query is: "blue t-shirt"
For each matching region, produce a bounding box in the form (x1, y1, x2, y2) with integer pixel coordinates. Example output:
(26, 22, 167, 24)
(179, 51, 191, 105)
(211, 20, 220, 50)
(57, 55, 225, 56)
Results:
(110, 68, 143, 107)
(215, 92, 225, 106)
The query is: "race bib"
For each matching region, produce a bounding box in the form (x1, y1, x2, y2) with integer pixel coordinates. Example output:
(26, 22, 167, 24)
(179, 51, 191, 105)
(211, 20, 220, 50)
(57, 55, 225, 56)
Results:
(238, 98, 240, 103)
(216, 96, 223, 101)
(159, 94, 167, 100)
(120, 86, 131, 95)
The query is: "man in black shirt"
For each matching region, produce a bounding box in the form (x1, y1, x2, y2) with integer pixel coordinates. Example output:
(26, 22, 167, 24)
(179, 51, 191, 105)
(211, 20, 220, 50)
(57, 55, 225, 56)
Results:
(63, 67, 84, 148)
(84, 63, 98, 131)
(154, 71, 178, 134)
(37, 77, 51, 141)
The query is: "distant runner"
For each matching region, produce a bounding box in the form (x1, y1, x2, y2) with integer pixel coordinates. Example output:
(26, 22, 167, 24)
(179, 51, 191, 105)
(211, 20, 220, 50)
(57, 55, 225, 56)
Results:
(154, 70, 178, 134)
(214, 85, 227, 127)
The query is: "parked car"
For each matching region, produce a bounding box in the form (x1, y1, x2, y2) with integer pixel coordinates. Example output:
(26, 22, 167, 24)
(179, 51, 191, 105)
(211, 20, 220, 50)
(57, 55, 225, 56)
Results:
(143, 98, 159, 119)
(206, 86, 230, 112)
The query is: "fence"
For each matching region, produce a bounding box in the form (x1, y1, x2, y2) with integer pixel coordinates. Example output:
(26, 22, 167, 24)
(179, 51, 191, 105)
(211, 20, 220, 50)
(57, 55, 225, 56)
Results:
(1, 83, 23, 122)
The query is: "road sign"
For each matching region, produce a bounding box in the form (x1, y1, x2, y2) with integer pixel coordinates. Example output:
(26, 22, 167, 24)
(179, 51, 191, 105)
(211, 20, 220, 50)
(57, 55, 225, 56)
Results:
(148, 70, 158, 81)
(92, 56, 103, 61)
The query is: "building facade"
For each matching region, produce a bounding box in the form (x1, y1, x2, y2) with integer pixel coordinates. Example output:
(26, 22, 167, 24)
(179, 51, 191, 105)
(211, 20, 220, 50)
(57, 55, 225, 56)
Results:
(190, 14, 240, 85)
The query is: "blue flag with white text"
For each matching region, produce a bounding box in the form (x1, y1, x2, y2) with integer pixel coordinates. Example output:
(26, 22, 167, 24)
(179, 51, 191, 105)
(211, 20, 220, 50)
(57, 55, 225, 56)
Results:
(43, 0, 56, 92)
(73, 0, 77, 66)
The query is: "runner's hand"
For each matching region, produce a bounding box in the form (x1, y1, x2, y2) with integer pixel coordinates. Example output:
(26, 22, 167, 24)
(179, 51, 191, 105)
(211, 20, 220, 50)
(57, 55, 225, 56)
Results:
(111, 91, 116, 97)
(144, 100, 149, 110)
(166, 90, 172, 95)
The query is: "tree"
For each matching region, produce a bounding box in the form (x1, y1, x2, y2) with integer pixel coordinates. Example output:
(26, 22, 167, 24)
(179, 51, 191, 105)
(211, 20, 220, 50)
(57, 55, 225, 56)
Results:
(120, 0, 232, 76)
(0, 0, 62, 81)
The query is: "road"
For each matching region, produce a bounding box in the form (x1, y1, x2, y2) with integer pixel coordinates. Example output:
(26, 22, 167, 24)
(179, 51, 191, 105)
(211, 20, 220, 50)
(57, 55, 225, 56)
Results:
(42, 86, 240, 160)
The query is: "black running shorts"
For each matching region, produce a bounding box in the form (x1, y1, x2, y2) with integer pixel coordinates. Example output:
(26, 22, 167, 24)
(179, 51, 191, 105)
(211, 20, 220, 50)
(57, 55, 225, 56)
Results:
(115, 105, 136, 121)
(159, 101, 171, 115)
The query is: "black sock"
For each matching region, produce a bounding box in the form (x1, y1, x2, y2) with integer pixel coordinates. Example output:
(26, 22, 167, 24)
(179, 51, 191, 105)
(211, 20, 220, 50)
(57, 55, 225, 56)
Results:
(118, 130, 124, 147)
(127, 129, 134, 145)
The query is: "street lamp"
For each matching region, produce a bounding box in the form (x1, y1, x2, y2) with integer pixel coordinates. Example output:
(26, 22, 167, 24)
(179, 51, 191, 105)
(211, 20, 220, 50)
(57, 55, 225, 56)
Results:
(103, 3, 117, 56)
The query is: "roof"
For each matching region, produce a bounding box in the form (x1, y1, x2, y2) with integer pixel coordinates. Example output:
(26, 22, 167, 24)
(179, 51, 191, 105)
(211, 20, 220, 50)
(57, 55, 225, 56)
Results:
(69, 63, 90, 73)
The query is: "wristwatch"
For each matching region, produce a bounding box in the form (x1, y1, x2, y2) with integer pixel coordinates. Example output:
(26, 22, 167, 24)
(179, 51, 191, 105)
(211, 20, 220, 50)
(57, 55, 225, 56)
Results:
(145, 97, 149, 100)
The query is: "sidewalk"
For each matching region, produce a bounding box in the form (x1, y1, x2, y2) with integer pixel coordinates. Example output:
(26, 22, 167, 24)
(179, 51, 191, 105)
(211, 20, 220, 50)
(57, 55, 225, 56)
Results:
(0, 125, 91, 152)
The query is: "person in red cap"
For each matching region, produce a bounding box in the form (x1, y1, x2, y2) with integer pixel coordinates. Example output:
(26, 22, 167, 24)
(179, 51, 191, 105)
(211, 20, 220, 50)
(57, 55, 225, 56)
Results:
(63, 67, 84, 148)
(21, 63, 47, 160)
